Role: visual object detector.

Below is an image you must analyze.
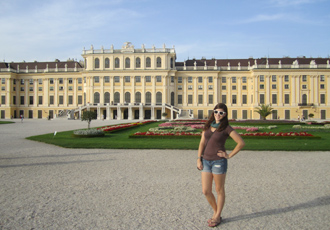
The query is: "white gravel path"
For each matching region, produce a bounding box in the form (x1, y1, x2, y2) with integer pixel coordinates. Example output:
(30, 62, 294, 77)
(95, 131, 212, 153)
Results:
(0, 119, 329, 229)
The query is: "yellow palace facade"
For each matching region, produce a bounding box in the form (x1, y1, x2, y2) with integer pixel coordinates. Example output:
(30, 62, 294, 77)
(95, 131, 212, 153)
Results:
(0, 42, 329, 120)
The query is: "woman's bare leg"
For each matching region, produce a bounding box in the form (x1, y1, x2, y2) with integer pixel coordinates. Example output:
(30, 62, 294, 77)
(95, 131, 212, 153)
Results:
(213, 173, 226, 220)
(201, 172, 217, 217)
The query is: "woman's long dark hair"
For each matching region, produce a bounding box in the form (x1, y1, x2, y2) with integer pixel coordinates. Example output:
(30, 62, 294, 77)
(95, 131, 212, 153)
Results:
(203, 103, 229, 132)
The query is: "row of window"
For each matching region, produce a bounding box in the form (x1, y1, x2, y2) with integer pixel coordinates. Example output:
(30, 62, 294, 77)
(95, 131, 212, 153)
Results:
(257, 75, 325, 82)
(258, 84, 325, 90)
(176, 83, 326, 91)
(177, 76, 214, 83)
(196, 109, 327, 120)
(2, 74, 326, 86)
(178, 75, 326, 84)
(14, 86, 83, 92)
(93, 92, 163, 104)
(178, 85, 214, 90)
(94, 57, 166, 69)
(5, 92, 325, 107)
(8, 78, 83, 85)
(174, 93, 327, 105)
(5, 82, 326, 92)
(9, 95, 83, 105)
(94, 76, 162, 83)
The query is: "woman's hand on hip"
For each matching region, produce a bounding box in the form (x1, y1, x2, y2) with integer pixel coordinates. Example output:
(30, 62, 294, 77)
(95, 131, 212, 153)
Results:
(197, 159, 203, 171)
(217, 150, 229, 159)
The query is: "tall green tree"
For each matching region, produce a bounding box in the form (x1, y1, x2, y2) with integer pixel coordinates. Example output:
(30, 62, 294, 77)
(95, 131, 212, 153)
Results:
(81, 111, 97, 129)
(254, 104, 273, 120)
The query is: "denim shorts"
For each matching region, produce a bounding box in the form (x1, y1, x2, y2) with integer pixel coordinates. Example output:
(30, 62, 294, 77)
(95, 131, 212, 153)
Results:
(202, 159, 228, 174)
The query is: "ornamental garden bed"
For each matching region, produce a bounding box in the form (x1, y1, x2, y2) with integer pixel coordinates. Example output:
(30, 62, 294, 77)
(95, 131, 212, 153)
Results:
(26, 120, 327, 151)
(130, 121, 318, 139)
(97, 120, 156, 133)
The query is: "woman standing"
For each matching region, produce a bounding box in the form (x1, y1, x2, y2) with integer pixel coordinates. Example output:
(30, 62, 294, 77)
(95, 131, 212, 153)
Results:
(197, 103, 245, 227)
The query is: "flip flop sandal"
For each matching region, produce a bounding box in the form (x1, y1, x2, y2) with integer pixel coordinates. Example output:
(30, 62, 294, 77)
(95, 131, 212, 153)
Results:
(208, 217, 222, 227)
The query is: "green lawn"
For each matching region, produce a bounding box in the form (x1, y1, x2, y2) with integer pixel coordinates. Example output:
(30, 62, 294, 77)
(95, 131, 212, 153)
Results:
(26, 121, 330, 151)
(0, 121, 14, 124)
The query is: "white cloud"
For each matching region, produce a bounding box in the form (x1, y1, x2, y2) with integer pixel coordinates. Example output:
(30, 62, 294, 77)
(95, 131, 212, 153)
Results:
(0, 0, 145, 61)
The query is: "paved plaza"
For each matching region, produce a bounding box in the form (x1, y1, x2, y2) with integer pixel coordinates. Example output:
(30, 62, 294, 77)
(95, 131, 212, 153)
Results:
(0, 119, 329, 229)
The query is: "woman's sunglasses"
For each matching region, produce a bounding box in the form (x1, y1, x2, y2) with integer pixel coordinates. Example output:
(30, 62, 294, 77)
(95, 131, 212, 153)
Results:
(214, 110, 226, 115)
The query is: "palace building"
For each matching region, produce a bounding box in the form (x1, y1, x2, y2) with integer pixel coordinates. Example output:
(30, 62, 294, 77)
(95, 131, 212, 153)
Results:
(0, 42, 329, 120)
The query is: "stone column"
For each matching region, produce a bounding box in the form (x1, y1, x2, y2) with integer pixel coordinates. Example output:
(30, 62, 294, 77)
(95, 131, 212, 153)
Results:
(54, 79, 58, 106)
(128, 104, 133, 120)
(110, 76, 114, 105)
(228, 77, 231, 105)
(254, 75, 258, 106)
(237, 76, 241, 105)
(310, 75, 314, 103)
(97, 106, 101, 120)
(326, 75, 330, 105)
(24, 80, 28, 106)
(296, 75, 301, 104)
(204, 76, 207, 105)
(214, 76, 218, 103)
(100, 76, 104, 104)
(120, 76, 124, 103)
(163, 75, 167, 104)
(73, 78, 77, 106)
(117, 105, 121, 120)
(291, 76, 295, 106)
(44, 78, 49, 105)
(139, 103, 143, 120)
(183, 76, 187, 105)
(266, 75, 270, 104)
(151, 105, 155, 120)
(194, 77, 198, 106)
(152, 76, 156, 104)
(279, 75, 283, 105)
(5, 78, 10, 106)
(34, 79, 38, 106)
(106, 105, 111, 120)
(141, 76, 145, 103)
(314, 75, 319, 105)
(64, 78, 68, 106)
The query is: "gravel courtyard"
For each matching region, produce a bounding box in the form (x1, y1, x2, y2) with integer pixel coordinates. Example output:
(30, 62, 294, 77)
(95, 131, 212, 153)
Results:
(0, 119, 329, 229)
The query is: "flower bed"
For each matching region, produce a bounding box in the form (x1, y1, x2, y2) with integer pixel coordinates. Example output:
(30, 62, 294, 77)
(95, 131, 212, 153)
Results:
(130, 131, 201, 138)
(130, 130, 319, 139)
(170, 119, 207, 123)
(239, 131, 320, 139)
(232, 125, 277, 131)
(98, 120, 156, 132)
(149, 126, 196, 132)
(159, 122, 205, 128)
(293, 124, 330, 129)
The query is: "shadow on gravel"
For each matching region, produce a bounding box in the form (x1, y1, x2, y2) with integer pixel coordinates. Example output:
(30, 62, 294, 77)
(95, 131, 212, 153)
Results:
(224, 196, 330, 223)
(0, 159, 115, 168)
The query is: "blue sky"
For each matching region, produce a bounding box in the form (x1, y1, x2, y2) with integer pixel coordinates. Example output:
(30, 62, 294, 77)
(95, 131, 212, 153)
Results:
(1, 0, 329, 62)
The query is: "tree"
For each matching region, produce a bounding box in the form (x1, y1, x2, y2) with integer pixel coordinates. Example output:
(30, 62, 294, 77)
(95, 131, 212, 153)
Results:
(308, 113, 314, 119)
(254, 104, 273, 120)
(81, 111, 97, 129)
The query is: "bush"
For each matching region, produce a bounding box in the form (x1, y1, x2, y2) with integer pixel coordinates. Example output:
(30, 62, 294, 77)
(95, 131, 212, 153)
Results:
(73, 129, 105, 138)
